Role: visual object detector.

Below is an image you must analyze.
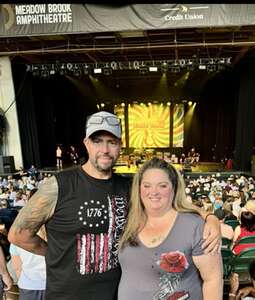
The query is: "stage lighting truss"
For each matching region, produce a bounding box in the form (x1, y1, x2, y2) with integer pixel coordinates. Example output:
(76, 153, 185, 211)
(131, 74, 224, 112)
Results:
(26, 57, 232, 77)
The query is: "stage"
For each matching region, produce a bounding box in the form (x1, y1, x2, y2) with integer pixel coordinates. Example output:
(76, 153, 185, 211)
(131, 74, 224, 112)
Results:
(36, 162, 253, 179)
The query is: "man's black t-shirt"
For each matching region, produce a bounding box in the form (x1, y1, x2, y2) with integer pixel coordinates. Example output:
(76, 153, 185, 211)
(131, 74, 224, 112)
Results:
(45, 166, 130, 300)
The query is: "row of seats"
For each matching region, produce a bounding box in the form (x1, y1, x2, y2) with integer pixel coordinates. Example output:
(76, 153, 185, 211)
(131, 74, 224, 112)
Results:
(222, 236, 255, 284)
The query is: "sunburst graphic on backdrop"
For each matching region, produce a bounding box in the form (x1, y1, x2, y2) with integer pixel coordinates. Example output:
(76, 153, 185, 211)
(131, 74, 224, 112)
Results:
(114, 105, 126, 147)
(173, 104, 184, 147)
(129, 104, 170, 148)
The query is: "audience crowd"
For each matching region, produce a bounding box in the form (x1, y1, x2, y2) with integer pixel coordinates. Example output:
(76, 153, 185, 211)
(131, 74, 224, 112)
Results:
(0, 166, 255, 298)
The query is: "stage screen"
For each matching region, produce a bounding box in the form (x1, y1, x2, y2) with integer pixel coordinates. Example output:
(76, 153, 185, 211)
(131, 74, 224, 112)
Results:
(129, 104, 170, 148)
(114, 105, 126, 147)
(173, 104, 184, 147)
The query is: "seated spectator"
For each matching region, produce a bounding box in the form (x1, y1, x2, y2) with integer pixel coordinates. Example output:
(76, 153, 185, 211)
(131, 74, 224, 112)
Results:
(27, 165, 38, 179)
(223, 199, 238, 221)
(229, 260, 255, 299)
(10, 225, 46, 300)
(214, 208, 234, 240)
(232, 201, 255, 255)
(0, 201, 18, 231)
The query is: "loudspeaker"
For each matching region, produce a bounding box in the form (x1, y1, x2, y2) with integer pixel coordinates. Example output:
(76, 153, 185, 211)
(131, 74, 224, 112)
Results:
(0, 156, 15, 174)
(252, 155, 255, 175)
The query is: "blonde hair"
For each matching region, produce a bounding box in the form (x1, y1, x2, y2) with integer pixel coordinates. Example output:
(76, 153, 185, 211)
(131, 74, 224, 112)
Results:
(119, 157, 199, 249)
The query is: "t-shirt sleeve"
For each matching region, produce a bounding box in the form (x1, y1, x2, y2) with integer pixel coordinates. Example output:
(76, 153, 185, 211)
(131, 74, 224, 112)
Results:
(9, 244, 19, 256)
(191, 216, 205, 256)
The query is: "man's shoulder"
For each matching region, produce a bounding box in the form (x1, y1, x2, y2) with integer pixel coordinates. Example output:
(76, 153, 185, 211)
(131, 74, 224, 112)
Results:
(56, 166, 80, 178)
(113, 173, 131, 185)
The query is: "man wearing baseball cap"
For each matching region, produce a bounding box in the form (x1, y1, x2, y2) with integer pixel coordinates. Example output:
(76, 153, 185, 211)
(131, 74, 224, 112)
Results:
(9, 111, 220, 300)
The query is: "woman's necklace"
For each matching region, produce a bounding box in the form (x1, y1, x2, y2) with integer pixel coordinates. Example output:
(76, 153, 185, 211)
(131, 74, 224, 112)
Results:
(146, 221, 165, 245)
(149, 235, 165, 245)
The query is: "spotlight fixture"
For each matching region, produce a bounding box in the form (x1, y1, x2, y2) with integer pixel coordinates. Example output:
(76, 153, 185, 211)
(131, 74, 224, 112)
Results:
(26, 56, 233, 78)
(73, 69, 82, 77)
(207, 65, 217, 73)
(199, 65, 206, 70)
(103, 68, 112, 75)
(170, 66, 181, 73)
(149, 66, 158, 72)
(188, 101, 193, 106)
(41, 70, 50, 78)
(94, 68, 102, 74)
(83, 68, 89, 75)
(139, 66, 148, 74)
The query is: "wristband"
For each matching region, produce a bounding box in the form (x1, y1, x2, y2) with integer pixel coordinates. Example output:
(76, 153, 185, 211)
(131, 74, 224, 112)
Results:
(229, 293, 236, 297)
(205, 213, 215, 222)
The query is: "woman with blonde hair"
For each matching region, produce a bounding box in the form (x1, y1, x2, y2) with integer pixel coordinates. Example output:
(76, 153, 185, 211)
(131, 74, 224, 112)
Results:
(118, 157, 223, 300)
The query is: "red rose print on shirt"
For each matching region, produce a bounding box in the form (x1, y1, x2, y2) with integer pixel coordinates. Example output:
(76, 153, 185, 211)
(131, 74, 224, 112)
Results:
(159, 251, 188, 273)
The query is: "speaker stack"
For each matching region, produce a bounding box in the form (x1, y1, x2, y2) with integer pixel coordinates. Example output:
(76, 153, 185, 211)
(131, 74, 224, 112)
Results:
(0, 156, 15, 174)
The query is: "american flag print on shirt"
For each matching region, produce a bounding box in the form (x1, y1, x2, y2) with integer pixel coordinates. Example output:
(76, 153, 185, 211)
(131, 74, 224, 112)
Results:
(76, 194, 127, 275)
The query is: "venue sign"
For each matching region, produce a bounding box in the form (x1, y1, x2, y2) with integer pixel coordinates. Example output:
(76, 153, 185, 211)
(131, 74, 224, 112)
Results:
(1, 4, 255, 37)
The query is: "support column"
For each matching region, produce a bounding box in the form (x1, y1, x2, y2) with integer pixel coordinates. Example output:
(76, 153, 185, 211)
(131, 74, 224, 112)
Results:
(0, 56, 23, 169)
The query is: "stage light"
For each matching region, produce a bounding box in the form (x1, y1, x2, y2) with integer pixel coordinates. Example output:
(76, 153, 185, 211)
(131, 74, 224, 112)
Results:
(83, 68, 89, 75)
(73, 69, 82, 77)
(41, 70, 50, 78)
(66, 63, 73, 70)
(167, 102, 171, 106)
(199, 65, 206, 70)
(139, 67, 148, 74)
(170, 66, 181, 73)
(187, 65, 195, 71)
(207, 65, 217, 73)
(101, 103, 105, 108)
(121, 102, 125, 107)
(32, 70, 40, 76)
(149, 66, 158, 72)
(94, 68, 102, 74)
(188, 101, 193, 106)
(96, 104, 100, 110)
(103, 68, 112, 75)
(148, 102, 152, 106)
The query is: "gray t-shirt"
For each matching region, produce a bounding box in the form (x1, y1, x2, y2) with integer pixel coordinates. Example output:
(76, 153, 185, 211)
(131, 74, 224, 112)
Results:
(118, 213, 204, 300)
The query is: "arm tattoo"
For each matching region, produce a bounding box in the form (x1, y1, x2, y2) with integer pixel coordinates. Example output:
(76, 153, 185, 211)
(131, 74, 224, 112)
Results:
(11, 176, 58, 235)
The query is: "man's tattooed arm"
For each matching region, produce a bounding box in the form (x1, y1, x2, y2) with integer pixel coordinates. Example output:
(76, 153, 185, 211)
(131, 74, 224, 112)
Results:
(8, 176, 58, 256)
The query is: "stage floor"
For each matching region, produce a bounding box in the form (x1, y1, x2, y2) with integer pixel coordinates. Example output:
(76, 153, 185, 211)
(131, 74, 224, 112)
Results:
(33, 162, 252, 179)
(113, 162, 226, 174)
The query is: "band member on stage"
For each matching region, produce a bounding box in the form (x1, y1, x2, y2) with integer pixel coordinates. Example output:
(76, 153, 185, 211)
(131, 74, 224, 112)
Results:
(56, 145, 63, 169)
(69, 145, 79, 165)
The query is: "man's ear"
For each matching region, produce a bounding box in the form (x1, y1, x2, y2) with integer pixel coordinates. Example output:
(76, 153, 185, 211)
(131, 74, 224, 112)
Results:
(83, 138, 88, 149)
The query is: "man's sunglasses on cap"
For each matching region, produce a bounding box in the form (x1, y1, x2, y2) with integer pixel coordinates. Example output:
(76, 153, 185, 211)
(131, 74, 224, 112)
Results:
(87, 115, 121, 127)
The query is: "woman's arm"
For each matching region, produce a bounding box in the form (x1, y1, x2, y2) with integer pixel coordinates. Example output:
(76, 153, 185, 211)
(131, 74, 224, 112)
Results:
(231, 226, 241, 249)
(193, 253, 223, 300)
(11, 255, 22, 279)
(0, 246, 13, 291)
(236, 286, 255, 299)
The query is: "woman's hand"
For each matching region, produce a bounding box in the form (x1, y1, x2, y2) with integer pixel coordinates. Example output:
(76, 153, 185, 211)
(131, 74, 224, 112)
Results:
(2, 272, 13, 291)
(229, 272, 239, 297)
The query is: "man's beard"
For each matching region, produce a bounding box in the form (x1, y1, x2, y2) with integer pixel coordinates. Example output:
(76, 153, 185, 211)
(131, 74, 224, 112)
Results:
(94, 155, 116, 172)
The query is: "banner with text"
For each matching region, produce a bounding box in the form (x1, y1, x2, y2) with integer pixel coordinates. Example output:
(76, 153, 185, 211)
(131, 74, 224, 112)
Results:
(1, 4, 255, 37)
